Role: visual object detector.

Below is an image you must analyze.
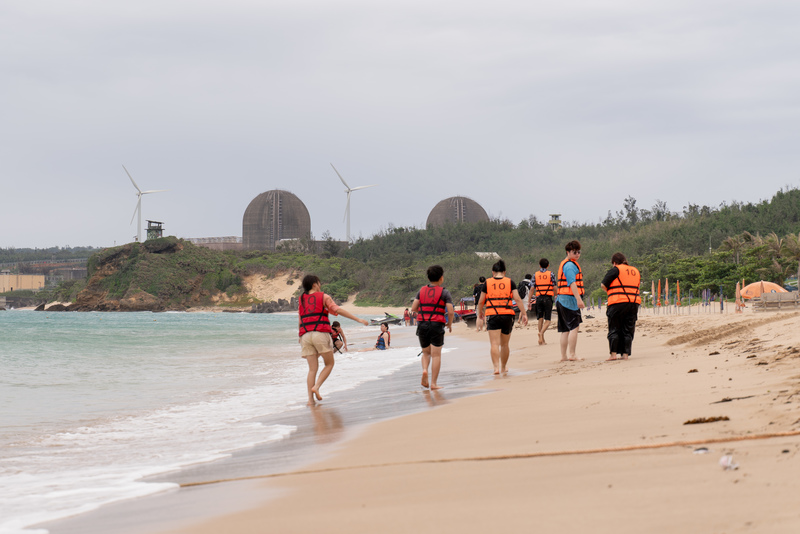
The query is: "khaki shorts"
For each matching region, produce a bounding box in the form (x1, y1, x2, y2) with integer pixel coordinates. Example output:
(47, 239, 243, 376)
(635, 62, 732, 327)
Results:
(300, 331, 334, 357)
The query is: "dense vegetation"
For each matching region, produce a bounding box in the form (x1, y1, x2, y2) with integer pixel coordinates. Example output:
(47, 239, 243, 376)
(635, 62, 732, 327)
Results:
(7, 188, 800, 308)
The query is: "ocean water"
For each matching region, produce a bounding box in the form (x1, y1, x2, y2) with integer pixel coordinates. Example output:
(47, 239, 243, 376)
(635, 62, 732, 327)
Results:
(0, 310, 424, 534)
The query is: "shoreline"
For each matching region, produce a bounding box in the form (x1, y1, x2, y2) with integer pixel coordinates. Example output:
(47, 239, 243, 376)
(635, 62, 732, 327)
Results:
(160, 307, 800, 533)
(42, 325, 491, 534)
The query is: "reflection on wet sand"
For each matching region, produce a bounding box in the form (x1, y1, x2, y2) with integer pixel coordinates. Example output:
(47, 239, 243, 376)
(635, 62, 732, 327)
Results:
(309, 406, 344, 444)
(422, 389, 447, 407)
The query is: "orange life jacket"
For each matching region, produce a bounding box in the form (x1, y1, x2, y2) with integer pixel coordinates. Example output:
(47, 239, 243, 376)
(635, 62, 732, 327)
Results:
(557, 258, 584, 296)
(606, 265, 641, 305)
(484, 276, 515, 316)
(298, 292, 332, 336)
(417, 285, 446, 323)
(533, 271, 554, 297)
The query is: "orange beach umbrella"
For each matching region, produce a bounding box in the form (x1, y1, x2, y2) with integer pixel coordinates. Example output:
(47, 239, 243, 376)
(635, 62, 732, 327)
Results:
(740, 281, 788, 299)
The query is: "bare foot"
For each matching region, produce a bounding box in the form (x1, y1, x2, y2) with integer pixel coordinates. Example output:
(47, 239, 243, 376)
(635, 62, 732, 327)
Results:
(311, 387, 322, 401)
(560, 357, 569, 362)
(538, 333, 544, 345)
(307, 400, 316, 406)
(421, 371, 429, 388)
(621, 355, 629, 360)
(493, 368, 500, 375)
(430, 384, 442, 390)
(606, 356, 619, 361)
(568, 357, 584, 361)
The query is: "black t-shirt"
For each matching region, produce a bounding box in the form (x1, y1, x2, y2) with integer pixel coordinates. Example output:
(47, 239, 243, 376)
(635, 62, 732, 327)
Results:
(601, 266, 620, 289)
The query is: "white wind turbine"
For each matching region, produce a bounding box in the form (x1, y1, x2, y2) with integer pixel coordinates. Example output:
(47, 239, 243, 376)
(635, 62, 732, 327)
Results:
(123, 165, 168, 243)
(330, 163, 377, 242)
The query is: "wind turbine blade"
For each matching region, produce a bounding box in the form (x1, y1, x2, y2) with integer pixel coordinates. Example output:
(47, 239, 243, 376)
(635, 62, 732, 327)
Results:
(343, 193, 350, 223)
(330, 163, 351, 190)
(130, 198, 141, 225)
(122, 165, 142, 193)
(141, 189, 169, 194)
(350, 184, 377, 191)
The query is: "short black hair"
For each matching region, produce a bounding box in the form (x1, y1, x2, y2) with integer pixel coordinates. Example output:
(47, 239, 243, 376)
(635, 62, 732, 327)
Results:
(479, 276, 486, 283)
(524, 273, 532, 280)
(427, 265, 444, 282)
(565, 240, 581, 253)
(539, 258, 549, 268)
(491, 259, 506, 273)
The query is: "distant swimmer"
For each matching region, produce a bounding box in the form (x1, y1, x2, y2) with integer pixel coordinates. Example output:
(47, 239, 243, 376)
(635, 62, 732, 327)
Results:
(298, 274, 369, 406)
(411, 265, 455, 390)
(533, 258, 556, 345)
(476, 259, 528, 374)
(556, 241, 585, 362)
(601, 252, 641, 361)
(374, 323, 391, 350)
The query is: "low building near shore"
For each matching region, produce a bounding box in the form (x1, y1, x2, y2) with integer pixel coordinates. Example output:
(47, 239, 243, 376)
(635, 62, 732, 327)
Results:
(0, 271, 45, 293)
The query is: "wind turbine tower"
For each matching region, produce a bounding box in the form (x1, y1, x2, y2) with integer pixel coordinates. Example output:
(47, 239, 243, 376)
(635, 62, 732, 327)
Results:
(123, 165, 168, 243)
(330, 163, 377, 242)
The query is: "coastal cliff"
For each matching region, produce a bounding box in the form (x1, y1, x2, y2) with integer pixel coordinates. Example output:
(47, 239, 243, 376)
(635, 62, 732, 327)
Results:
(66, 238, 245, 312)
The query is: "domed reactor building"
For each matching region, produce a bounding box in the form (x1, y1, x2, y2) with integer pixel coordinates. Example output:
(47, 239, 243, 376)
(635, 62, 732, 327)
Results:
(243, 190, 311, 251)
(426, 196, 489, 228)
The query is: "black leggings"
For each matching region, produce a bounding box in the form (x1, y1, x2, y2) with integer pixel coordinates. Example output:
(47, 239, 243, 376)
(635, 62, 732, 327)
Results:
(606, 303, 638, 355)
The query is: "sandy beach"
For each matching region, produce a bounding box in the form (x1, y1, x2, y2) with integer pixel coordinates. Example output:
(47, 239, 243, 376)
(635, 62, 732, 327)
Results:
(142, 305, 800, 534)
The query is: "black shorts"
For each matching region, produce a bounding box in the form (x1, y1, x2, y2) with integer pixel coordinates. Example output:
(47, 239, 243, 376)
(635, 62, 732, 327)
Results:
(556, 302, 582, 333)
(486, 314, 515, 335)
(416, 321, 446, 348)
(535, 296, 553, 321)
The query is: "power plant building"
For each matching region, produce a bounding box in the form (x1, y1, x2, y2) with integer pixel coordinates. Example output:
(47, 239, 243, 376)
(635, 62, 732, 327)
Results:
(242, 190, 311, 251)
(426, 196, 489, 228)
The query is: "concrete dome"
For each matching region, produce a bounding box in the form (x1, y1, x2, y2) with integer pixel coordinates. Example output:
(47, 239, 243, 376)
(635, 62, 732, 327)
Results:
(426, 196, 489, 227)
(243, 190, 311, 251)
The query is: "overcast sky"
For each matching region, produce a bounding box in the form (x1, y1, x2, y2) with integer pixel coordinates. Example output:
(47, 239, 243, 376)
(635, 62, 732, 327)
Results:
(3, 0, 800, 248)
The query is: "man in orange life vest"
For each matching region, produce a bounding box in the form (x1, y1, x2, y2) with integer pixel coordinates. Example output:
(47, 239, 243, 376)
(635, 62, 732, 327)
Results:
(600, 252, 641, 361)
(533, 258, 556, 346)
(555, 241, 585, 361)
(476, 259, 528, 374)
(411, 265, 455, 390)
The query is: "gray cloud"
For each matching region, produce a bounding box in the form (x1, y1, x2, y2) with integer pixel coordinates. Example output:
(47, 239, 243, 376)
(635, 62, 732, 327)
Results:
(3, 0, 800, 247)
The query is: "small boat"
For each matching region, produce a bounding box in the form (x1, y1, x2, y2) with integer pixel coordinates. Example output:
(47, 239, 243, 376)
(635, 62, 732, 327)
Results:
(369, 313, 402, 326)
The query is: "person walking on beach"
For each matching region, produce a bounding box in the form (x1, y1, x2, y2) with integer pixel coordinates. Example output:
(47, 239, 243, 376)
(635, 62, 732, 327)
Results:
(533, 258, 556, 345)
(518, 273, 533, 318)
(473, 276, 486, 330)
(298, 274, 369, 405)
(601, 252, 641, 361)
(411, 265, 455, 390)
(477, 260, 528, 374)
(556, 241, 585, 361)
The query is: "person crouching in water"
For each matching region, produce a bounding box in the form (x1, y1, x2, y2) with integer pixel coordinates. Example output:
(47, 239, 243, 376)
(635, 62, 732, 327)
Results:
(330, 321, 347, 353)
(600, 252, 641, 361)
(375, 323, 391, 350)
(411, 265, 455, 389)
(477, 259, 528, 374)
(299, 275, 369, 405)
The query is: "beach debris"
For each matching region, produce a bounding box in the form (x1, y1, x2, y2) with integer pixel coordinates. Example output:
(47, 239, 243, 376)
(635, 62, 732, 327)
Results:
(711, 395, 755, 404)
(719, 455, 739, 470)
(688, 369, 698, 373)
(684, 416, 730, 425)
(782, 449, 790, 454)
(709, 351, 720, 355)
(693, 447, 710, 454)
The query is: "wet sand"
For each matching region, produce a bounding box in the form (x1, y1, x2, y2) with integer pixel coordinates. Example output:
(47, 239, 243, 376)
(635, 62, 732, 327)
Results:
(154, 306, 800, 534)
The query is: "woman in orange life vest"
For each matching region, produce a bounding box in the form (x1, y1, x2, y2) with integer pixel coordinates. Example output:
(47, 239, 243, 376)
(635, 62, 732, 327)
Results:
(298, 274, 369, 406)
(600, 253, 641, 361)
(476, 259, 528, 375)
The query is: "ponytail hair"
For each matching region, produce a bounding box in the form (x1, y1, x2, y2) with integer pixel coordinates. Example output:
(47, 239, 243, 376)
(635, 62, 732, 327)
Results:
(302, 274, 320, 293)
(491, 259, 506, 273)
